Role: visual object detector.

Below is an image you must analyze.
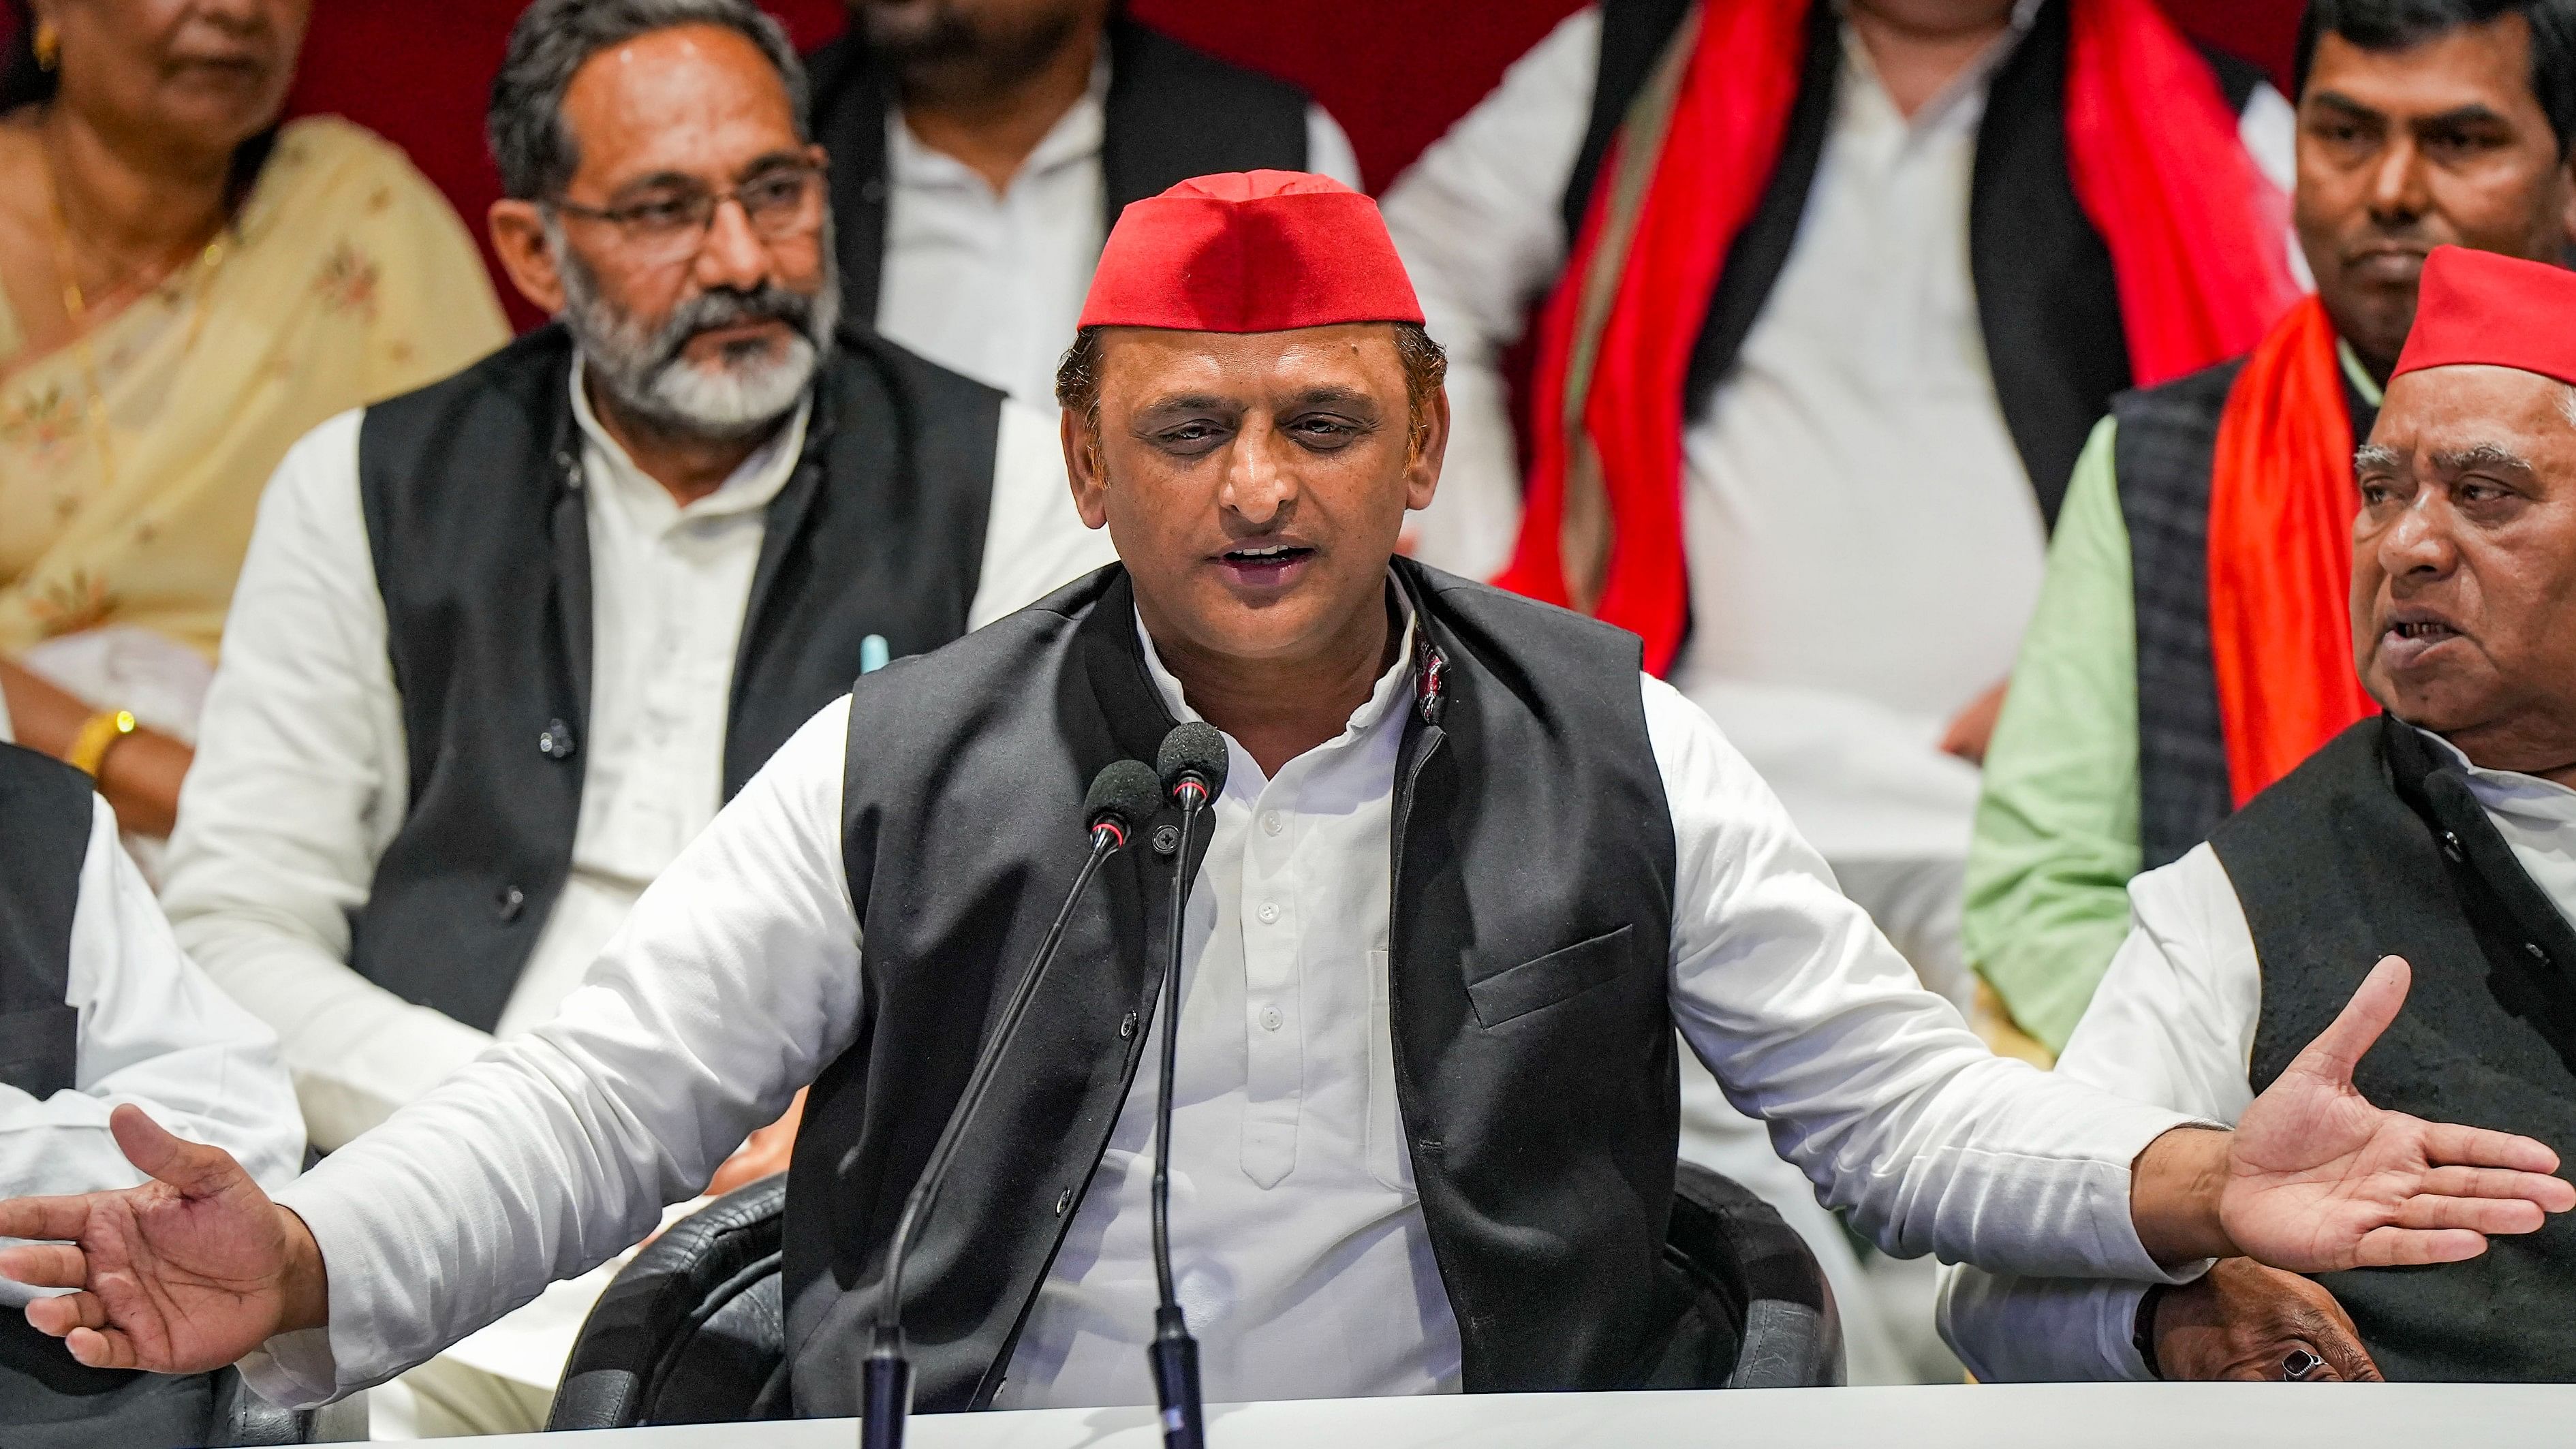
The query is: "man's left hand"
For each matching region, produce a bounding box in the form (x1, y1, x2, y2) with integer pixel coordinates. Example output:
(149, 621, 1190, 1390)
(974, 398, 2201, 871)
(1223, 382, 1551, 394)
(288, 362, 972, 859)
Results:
(2152, 1258, 2380, 1382)
(2135, 956, 2576, 1271)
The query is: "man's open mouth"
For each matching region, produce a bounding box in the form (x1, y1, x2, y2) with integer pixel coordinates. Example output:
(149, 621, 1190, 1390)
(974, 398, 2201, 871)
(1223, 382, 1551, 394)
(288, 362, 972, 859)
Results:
(1220, 544, 1315, 568)
(2391, 619, 2458, 642)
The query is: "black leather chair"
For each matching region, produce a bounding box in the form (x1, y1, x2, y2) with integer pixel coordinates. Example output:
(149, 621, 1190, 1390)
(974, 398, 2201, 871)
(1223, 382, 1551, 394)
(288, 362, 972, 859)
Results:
(551, 1162, 1841, 1430)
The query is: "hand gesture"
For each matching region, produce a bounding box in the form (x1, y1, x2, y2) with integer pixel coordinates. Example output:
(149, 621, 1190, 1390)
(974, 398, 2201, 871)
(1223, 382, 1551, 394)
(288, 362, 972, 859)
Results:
(0, 1105, 324, 1373)
(2152, 1258, 2380, 1382)
(2223, 956, 2576, 1272)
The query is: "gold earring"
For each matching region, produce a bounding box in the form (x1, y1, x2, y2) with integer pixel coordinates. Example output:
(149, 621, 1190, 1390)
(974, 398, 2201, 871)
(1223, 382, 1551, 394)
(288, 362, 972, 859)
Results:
(33, 20, 60, 72)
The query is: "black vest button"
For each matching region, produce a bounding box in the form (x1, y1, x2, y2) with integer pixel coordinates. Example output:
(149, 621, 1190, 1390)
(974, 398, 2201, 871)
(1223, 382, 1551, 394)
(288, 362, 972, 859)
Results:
(496, 885, 527, 922)
(1151, 824, 1181, 857)
(1119, 1011, 1139, 1040)
(540, 720, 578, 760)
(1053, 1189, 1074, 1217)
(2442, 832, 2465, 862)
(2528, 943, 2551, 966)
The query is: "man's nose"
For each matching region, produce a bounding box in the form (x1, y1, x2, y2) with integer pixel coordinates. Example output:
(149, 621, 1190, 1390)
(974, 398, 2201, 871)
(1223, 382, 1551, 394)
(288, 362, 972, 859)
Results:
(693, 196, 774, 294)
(2365, 137, 2431, 224)
(2378, 491, 2458, 578)
(1220, 420, 1298, 526)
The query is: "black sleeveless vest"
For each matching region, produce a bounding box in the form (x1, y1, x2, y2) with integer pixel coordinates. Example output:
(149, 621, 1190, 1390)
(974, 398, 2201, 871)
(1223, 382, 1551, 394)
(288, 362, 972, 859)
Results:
(2214, 717, 2576, 1381)
(809, 16, 1314, 329)
(2112, 357, 2376, 872)
(350, 324, 1002, 1031)
(1569, 0, 2267, 528)
(779, 561, 1694, 1414)
(0, 743, 88, 1101)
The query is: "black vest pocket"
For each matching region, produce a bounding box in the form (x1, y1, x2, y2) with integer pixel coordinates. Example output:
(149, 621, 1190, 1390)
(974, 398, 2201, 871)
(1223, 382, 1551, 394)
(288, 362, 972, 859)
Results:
(0, 1004, 78, 1099)
(1469, 925, 1635, 1029)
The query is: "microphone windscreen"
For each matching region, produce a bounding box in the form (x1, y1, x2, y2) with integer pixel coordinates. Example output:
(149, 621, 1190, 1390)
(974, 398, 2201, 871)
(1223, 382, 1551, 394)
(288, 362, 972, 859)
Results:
(1086, 760, 1167, 835)
(1156, 722, 1230, 799)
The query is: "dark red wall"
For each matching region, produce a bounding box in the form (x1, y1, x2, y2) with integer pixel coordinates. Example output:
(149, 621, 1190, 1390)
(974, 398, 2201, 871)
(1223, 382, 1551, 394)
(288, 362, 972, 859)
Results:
(10, 0, 2305, 328)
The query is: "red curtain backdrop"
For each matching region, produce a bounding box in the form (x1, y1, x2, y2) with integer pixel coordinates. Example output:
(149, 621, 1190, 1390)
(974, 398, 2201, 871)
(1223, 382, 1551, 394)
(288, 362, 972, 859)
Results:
(99, 0, 2298, 329)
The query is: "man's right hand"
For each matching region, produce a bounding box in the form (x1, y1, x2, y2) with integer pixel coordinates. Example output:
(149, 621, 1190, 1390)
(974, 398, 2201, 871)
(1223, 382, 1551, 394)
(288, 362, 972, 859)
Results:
(2153, 1257, 2383, 1382)
(0, 1104, 328, 1373)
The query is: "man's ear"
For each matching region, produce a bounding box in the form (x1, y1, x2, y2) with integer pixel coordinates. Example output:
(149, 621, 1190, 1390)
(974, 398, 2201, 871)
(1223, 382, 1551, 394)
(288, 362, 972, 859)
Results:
(1403, 386, 1450, 514)
(1064, 407, 1110, 529)
(488, 199, 568, 317)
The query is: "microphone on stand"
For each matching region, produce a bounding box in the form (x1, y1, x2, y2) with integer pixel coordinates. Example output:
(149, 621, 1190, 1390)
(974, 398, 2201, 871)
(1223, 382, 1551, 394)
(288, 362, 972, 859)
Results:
(1145, 723, 1229, 1449)
(863, 758, 1167, 1449)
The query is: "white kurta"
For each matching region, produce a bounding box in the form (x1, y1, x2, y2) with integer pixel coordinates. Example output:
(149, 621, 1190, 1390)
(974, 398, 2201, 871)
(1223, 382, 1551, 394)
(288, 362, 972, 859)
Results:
(1938, 730, 2576, 1382)
(0, 791, 304, 1312)
(240, 594, 2201, 1411)
(873, 60, 1363, 411)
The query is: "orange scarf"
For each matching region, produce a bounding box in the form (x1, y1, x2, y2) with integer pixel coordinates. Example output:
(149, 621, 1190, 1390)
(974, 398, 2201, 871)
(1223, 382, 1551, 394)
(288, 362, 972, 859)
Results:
(2206, 297, 2379, 805)
(1498, 0, 2299, 676)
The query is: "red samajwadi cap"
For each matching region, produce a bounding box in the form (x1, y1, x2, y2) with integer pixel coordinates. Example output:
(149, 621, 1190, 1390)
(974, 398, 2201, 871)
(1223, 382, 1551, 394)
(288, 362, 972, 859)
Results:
(2392, 245, 2576, 388)
(1077, 170, 1425, 334)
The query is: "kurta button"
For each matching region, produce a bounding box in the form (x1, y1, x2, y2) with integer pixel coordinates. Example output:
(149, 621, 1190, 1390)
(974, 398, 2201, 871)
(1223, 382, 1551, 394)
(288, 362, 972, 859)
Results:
(1120, 1011, 1139, 1040)
(540, 719, 577, 760)
(1260, 1006, 1284, 1032)
(1257, 902, 1279, 924)
(495, 885, 526, 922)
(1262, 812, 1283, 836)
(1053, 1189, 1074, 1217)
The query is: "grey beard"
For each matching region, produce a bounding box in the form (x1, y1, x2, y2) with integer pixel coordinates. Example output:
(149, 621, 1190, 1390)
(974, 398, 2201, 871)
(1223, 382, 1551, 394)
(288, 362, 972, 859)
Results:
(550, 221, 842, 443)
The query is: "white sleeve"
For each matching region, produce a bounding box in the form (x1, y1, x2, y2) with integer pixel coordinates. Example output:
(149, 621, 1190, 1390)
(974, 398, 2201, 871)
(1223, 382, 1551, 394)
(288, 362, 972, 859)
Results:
(1379, 5, 1600, 581)
(1304, 104, 1365, 191)
(158, 411, 494, 1153)
(0, 797, 304, 1307)
(1647, 674, 2202, 1282)
(1939, 844, 2263, 1381)
(966, 399, 1118, 632)
(244, 696, 865, 1406)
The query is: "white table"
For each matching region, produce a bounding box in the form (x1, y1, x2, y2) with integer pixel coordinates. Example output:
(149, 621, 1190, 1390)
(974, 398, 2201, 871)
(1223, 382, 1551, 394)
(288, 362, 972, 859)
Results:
(476, 1383, 2576, 1448)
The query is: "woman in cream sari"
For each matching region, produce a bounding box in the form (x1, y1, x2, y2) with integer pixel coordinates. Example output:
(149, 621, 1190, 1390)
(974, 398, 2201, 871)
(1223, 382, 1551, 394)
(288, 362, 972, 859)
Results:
(0, 0, 506, 837)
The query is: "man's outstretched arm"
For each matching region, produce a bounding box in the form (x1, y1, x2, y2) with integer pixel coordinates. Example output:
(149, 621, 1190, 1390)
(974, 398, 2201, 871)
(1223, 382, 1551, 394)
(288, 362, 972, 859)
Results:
(0, 698, 868, 1401)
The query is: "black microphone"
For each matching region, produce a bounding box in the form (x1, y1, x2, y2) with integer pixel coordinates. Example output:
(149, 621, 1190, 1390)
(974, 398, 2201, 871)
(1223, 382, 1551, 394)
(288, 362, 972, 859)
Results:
(863, 758, 1166, 1449)
(1145, 723, 1228, 1449)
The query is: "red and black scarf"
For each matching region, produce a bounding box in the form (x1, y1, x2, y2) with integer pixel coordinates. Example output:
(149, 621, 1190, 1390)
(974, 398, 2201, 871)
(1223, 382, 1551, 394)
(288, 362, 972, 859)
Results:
(1497, 0, 2301, 676)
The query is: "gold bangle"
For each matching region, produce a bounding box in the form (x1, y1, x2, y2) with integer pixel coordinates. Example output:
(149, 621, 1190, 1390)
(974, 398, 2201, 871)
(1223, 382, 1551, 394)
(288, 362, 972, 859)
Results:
(65, 708, 138, 778)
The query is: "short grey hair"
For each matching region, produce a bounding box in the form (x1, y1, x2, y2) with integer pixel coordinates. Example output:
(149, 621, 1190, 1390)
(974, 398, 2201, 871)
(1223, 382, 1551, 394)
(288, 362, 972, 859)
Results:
(488, 0, 809, 202)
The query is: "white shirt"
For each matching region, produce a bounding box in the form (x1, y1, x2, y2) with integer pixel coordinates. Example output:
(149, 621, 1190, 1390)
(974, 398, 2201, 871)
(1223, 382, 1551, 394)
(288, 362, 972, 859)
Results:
(0, 792, 303, 1307)
(997, 604, 1455, 1406)
(160, 372, 1106, 1153)
(875, 59, 1363, 410)
(1936, 731, 2576, 1382)
(1379, 5, 2298, 866)
(238, 603, 2203, 1410)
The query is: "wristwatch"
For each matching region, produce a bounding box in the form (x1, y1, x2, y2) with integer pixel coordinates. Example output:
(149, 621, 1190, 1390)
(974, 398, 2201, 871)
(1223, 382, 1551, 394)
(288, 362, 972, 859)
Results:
(2133, 1283, 2169, 1380)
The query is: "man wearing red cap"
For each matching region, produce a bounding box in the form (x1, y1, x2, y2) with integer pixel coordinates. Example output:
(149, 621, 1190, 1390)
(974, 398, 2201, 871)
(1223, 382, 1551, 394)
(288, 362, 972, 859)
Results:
(1, 185, 2569, 1418)
(1946, 245, 2576, 1383)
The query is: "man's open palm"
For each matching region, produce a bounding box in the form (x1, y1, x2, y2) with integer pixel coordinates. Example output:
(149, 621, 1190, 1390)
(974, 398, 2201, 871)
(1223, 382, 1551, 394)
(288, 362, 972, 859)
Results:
(0, 1105, 308, 1374)
(2225, 956, 2576, 1272)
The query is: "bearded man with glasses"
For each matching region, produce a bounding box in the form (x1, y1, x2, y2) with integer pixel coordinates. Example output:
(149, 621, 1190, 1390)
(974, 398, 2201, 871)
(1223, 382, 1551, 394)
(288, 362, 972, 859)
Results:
(147, 0, 1111, 1433)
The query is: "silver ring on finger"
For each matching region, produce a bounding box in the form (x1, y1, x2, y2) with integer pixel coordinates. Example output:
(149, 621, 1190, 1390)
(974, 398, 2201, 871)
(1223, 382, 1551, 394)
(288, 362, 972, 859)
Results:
(2282, 1349, 2323, 1382)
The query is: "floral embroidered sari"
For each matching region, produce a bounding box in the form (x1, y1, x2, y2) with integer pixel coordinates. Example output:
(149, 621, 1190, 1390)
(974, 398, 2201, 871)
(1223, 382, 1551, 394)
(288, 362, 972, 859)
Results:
(0, 115, 508, 662)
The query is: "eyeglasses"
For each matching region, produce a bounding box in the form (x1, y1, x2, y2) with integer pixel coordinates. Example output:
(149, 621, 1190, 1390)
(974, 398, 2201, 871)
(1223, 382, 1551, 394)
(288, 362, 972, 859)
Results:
(550, 161, 826, 266)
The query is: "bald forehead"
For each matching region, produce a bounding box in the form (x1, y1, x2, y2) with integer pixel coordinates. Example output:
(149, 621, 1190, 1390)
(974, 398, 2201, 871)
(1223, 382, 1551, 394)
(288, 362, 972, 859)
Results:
(2371, 364, 2576, 471)
(558, 25, 801, 193)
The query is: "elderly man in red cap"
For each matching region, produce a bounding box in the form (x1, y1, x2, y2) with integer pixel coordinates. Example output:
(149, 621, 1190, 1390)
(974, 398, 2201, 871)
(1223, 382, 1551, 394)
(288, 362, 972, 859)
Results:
(0, 183, 2569, 1420)
(1946, 245, 2576, 1384)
